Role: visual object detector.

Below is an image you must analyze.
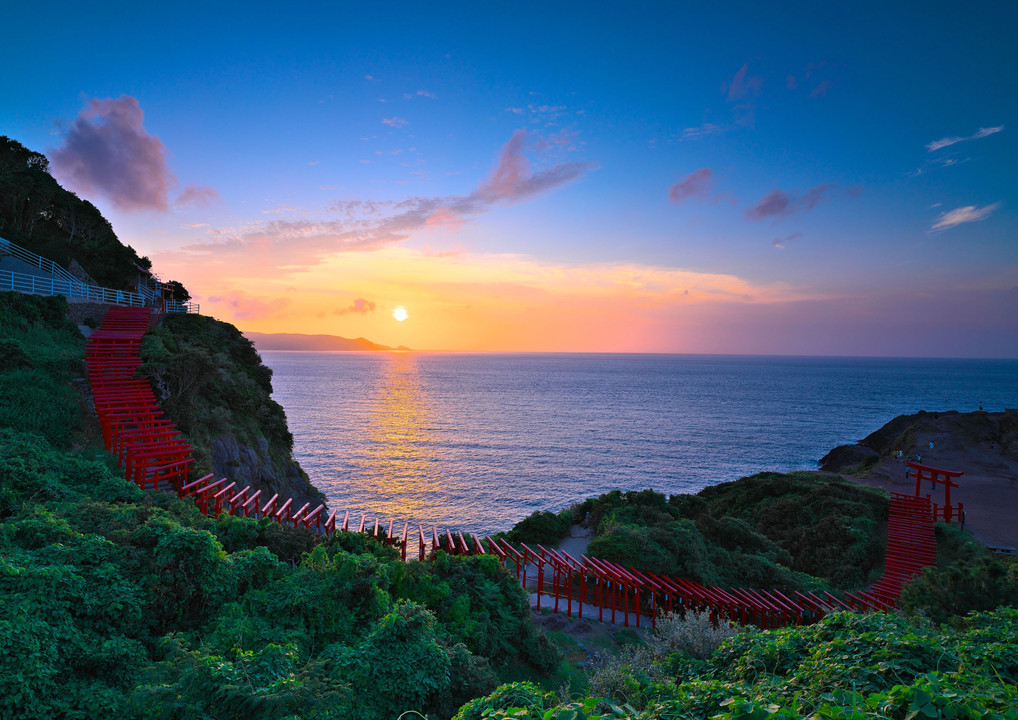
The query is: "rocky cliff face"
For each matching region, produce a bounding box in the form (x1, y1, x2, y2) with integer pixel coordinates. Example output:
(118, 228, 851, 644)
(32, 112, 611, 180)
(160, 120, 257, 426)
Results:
(210, 432, 325, 509)
(140, 313, 328, 512)
(820, 410, 1018, 474)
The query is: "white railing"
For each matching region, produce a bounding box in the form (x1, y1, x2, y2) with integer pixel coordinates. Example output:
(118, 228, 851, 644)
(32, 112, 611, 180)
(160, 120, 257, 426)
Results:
(1, 269, 146, 307)
(165, 300, 200, 314)
(1, 236, 197, 313)
(0, 236, 82, 286)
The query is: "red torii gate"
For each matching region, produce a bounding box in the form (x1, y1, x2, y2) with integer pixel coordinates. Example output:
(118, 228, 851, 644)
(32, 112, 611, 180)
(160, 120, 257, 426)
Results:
(907, 460, 964, 523)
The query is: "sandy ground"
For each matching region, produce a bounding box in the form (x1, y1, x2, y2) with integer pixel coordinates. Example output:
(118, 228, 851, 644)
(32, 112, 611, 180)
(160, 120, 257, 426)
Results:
(845, 421, 1018, 551)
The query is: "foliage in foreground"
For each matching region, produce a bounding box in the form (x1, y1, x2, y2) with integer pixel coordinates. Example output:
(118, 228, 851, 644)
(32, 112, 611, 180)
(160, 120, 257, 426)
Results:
(0, 296, 560, 719)
(460, 609, 1018, 719)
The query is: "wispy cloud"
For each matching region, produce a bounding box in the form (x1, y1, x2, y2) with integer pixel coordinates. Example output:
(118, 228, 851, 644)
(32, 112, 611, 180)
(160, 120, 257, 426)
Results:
(669, 168, 713, 203)
(772, 232, 802, 249)
(745, 183, 838, 220)
(404, 90, 435, 99)
(478, 129, 592, 203)
(335, 298, 375, 315)
(49, 95, 175, 212)
(722, 63, 764, 102)
(930, 202, 1001, 231)
(177, 184, 219, 208)
(205, 290, 292, 320)
(382, 117, 409, 128)
(679, 122, 723, 140)
(174, 130, 595, 274)
(926, 125, 1003, 152)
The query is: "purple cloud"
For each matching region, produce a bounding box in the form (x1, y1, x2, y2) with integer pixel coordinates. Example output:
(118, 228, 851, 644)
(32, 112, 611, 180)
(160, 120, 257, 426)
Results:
(177, 184, 220, 207)
(723, 63, 763, 102)
(669, 168, 713, 203)
(746, 183, 838, 220)
(382, 117, 409, 128)
(478, 129, 592, 203)
(180, 129, 595, 274)
(49, 95, 174, 212)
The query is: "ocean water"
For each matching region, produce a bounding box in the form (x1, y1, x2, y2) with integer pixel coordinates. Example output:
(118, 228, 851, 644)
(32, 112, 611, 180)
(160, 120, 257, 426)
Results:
(260, 352, 1018, 537)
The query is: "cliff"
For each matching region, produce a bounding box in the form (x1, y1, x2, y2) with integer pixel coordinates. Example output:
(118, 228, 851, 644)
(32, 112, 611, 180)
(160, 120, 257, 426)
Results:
(820, 410, 1018, 548)
(140, 313, 325, 508)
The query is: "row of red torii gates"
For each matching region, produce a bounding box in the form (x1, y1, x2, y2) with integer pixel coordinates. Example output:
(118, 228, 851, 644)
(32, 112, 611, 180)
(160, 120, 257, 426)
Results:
(86, 306, 955, 631)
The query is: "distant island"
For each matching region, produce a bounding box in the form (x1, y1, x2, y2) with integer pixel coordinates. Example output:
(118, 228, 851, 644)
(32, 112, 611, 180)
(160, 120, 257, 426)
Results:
(245, 331, 411, 352)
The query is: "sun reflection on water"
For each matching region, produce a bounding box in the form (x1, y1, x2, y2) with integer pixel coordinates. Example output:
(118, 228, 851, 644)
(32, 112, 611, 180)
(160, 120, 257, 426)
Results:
(354, 353, 450, 528)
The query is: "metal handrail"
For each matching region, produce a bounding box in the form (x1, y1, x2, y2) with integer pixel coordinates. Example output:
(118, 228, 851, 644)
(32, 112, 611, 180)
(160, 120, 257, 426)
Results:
(1, 268, 146, 307)
(1, 236, 196, 313)
(0, 236, 83, 286)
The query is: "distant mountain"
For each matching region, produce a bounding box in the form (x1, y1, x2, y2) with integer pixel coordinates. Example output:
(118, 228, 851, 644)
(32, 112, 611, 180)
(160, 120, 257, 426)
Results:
(245, 332, 410, 352)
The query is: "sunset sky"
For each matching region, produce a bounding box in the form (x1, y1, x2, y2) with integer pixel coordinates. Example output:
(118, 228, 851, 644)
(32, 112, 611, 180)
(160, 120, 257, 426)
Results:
(3, 3, 1016, 356)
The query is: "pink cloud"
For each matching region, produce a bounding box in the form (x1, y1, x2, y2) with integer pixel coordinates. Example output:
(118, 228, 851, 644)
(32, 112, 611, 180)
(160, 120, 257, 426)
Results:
(746, 183, 838, 220)
(669, 168, 713, 203)
(177, 184, 220, 207)
(49, 95, 174, 212)
(177, 130, 595, 275)
(382, 117, 409, 128)
(206, 290, 291, 320)
(810, 80, 830, 97)
(723, 63, 763, 102)
(478, 129, 593, 203)
(425, 206, 464, 231)
(335, 298, 376, 315)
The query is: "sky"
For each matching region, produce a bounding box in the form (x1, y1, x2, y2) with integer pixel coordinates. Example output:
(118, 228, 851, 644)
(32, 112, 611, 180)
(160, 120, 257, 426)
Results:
(3, 2, 1016, 356)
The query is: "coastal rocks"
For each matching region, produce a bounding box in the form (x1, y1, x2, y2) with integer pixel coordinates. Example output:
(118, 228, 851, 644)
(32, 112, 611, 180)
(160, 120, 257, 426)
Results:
(210, 432, 326, 510)
(819, 444, 879, 473)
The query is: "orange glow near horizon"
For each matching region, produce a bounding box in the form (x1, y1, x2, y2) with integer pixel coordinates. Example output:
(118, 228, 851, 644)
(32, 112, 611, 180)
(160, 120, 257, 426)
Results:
(152, 243, 827, 353)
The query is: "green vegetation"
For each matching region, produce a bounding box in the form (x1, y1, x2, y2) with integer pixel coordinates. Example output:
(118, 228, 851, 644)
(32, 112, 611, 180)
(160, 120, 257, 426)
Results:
(0, 294, 562, 719)
(507, 475, 887, 593)
(3, 286, 1017, 720)
(139, 313, 298, 481)
(458, 609, 1018, 719)
(1, 136, 149, 289)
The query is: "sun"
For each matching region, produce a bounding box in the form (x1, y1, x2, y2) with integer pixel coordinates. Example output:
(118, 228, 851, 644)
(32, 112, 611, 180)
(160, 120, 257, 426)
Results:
(392, 306, 409, 322)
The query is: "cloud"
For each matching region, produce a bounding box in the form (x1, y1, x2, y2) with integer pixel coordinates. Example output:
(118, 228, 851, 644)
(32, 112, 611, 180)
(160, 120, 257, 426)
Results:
(746, 183, 838, 220)
(206, 290, 291, 320)
(335, 298, 376, 315)
(669, 168, 713, 203)
(926, 125, 1003, 152)
(404, 90, 435, 99)
(772, 232, 802, 249)
(177, 184, 220, 207)
(679, 122, 723, 140)
(930, 202, 1001, 231)
(722, 63, 763, 102)
(425, 206, 463, 231)
(48, 95, 174, 212)
(477, 129, 593, 203)
(173, 130, 595, 275)
(786, 74, 798, 90)
(809, 80, 830, 97)
(382, 117, 409, 128)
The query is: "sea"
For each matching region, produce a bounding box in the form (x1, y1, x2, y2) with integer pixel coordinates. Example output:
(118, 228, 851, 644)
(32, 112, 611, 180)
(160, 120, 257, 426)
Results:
(260, 352, 1018, 537)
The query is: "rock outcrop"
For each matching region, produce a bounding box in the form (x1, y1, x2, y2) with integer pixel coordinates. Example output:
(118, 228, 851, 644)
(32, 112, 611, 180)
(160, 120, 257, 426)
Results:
(210, 432, 325, 509)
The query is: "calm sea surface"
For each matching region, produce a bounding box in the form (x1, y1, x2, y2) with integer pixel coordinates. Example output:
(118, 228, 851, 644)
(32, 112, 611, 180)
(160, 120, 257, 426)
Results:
(260, 353, 1018, 537)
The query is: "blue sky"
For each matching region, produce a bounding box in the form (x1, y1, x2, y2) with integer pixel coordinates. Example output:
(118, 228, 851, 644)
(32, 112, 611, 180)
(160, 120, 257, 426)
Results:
(3, 2, 1016, 355)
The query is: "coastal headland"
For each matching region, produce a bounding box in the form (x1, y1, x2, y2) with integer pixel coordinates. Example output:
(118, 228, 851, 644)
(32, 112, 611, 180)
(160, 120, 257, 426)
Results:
(821, 410, 1018, 549)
